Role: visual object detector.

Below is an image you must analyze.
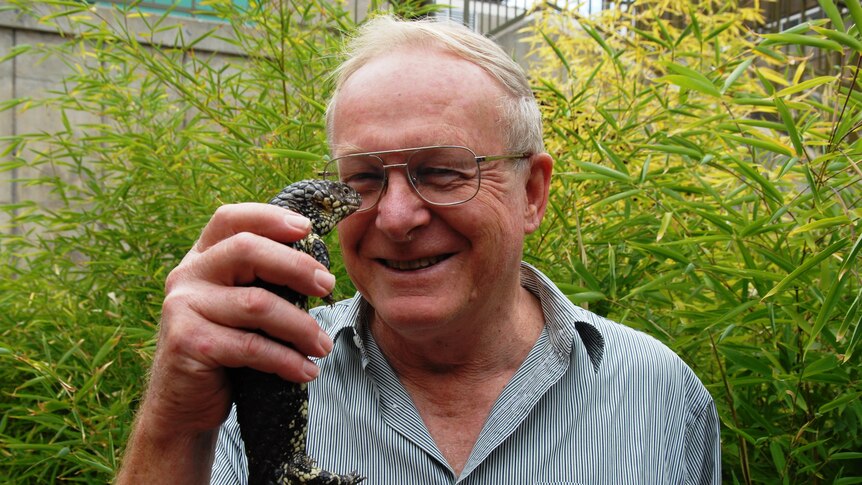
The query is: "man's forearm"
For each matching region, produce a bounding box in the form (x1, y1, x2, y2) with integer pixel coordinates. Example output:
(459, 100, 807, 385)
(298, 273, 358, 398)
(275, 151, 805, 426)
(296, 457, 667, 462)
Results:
(115, 412, 218, 484)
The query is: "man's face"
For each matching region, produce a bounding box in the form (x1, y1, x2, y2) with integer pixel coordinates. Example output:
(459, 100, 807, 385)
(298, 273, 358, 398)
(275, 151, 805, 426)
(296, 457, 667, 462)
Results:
(331, 47, 547, 340)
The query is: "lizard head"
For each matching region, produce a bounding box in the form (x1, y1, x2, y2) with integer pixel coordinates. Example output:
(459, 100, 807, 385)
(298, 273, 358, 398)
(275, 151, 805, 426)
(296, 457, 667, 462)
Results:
(270, 179, 362, 236)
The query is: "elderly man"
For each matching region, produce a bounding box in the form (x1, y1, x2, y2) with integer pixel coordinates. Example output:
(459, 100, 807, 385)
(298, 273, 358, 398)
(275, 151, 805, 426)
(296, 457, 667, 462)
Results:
(118, 16, 720, 484)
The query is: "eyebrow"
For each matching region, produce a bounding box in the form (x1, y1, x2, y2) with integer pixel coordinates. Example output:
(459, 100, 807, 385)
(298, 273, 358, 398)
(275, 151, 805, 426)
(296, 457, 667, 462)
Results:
(330, 141, 463, 157)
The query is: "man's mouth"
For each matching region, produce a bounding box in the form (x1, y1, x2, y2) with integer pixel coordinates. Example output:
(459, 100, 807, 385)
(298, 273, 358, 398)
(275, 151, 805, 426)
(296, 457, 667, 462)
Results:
(381, 254, 450, 271)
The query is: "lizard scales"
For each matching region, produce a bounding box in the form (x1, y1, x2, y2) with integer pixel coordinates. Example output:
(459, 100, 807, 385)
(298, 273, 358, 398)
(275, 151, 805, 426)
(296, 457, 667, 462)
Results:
(229, 179, 364, 485)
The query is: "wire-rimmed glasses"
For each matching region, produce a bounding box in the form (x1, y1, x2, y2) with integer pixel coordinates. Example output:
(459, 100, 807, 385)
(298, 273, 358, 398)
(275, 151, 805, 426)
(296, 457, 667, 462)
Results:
(321, 145, 529, 212)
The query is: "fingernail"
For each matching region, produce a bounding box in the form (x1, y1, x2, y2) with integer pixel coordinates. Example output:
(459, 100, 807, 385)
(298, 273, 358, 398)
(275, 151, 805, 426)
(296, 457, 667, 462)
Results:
(303, 360, 320, 380)
(319, 331, 334, 353)
(285, 213, 311, 231)
(314, 269, 335, 292)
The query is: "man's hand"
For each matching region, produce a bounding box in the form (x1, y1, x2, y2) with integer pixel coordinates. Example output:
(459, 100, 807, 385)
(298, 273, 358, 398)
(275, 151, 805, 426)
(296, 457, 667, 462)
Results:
(116, 203, 335, 483)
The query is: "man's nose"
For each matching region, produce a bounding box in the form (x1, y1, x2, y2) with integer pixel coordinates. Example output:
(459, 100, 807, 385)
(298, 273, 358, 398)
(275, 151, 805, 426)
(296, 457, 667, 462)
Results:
(374, 168, 430, 241)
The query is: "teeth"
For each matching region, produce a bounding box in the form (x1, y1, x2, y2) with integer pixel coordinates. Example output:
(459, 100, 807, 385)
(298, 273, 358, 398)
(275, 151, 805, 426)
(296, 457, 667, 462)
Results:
(385, 255, 445, 270)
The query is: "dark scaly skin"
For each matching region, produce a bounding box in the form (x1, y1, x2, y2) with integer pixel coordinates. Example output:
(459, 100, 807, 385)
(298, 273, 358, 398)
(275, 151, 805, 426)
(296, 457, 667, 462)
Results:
(229, 180, 364, 485)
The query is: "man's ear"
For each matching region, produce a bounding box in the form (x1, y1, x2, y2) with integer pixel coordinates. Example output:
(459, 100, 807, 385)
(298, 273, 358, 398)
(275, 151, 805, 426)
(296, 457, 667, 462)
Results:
(523, 152, 553, 234)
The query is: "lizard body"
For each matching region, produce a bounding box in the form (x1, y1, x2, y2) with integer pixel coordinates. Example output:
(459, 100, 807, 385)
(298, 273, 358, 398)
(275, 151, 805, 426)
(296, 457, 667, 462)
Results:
(229, 179, 364, 485)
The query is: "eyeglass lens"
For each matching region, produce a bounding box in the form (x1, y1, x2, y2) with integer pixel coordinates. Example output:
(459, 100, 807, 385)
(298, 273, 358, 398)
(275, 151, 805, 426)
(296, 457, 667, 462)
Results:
(324, 147, 480, 211)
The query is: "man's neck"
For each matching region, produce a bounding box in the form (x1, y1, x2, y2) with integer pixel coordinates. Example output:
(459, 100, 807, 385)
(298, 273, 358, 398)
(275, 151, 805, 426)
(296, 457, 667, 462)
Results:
(368, 284, 546, 476)
(370, 284, 544, 379)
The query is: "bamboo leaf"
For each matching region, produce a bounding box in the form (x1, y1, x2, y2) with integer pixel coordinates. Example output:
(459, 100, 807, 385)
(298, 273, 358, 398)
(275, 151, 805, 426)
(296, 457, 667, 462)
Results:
(657, 212, 672, 242)
(803, 163, 821, 202)
(774, 76, 838, 98)
(818, 0, 846, 32)
(632, 26, 671, 49)
(297, 93, 327, 114)
(91, 329, 121, 369)
(701, 265, 783, 281)
(693, 209, 734, 234)
(731, 96, 775, 108)
(689, 7, 702, 42)
(832, 451, 862, 460)
(722, 133, 794, 157)
(774, 97, 804, 157)
(755, 44, 788, 62)
(595, 107, 620, 131)
(810, 232, 862, 353)
(638, 143, 703, 158)
(627, 241, 690, 264)
(592, 137, 629, 174)
(639, 154, 651, 184)
(591, 189, 643, 209)
(802, 355, 841, 378)
(623, 269, 685, 298)
(721, 57, 754, 94)
(538, 77, 568, 102)
(540, 30, 571, 74)
(819, 391, 861, 413)
(0, 44, 32, 64)
(257, 148, 321, 161)
(760, 33, 844, 51)
(770, 441, 787, 475)
(711, 300, 760, 330)
(706, 21, 735, 41)
(653, 12, 673, 45)
(847, 0, 862, 35)
(779, 156, 800, 178)
(661, 62, 722, 97)
(841, 289, 862, 361)
(574, 160, 633, 183)
(779, 20, 827, 35)
(789, 216, 851, 236)
(811, 26, 862, 52)
(565, 291, 607, 304)
(570, 259, 602, 291)
(581, 24, 623, 75)
(763, 238, 850, 300)
(810, 276, 853, 356)
(722, 347, 772, 375)
(841, 232, 862, 294)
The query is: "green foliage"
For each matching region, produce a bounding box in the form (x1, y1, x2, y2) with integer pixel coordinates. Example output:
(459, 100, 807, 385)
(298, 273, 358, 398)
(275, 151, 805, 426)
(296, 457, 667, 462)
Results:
(523, 0, 862, 483)
(0, 0, 357, 481)
(1, 0, 860, 483)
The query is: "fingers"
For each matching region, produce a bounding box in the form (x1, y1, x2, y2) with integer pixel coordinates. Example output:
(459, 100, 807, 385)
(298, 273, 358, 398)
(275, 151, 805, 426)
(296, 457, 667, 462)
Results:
(158, 201, 339, 380)
(164, 282, 333, 362)
(169, 202, 335, 299)
(133, 201, 339, 442)
(178, 231, 334, 298)
(159, 298, 327, 384)
(193, 203, 311, 254)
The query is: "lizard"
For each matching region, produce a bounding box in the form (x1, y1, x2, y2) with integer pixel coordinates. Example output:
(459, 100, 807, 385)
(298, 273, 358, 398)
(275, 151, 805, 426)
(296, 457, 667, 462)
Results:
(229, 179, 365, 485)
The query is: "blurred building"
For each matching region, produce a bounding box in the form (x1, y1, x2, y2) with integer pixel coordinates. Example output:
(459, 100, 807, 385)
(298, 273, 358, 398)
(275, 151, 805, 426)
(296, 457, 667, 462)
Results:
(0, 0, 848, 220)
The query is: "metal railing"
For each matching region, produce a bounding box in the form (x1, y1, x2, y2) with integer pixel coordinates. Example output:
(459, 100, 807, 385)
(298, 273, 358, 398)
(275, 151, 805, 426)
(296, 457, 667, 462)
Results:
(93, 0, 249, 17)
(433, 0, 532, 37)
(431, 0, 609, 38)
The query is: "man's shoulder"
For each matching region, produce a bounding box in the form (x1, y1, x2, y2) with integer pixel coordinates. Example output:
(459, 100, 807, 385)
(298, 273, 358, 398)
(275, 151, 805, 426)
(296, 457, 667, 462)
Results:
(576, 309, 706, 390)
(521, 263, 695, 381)
(591, 313, 676, 360)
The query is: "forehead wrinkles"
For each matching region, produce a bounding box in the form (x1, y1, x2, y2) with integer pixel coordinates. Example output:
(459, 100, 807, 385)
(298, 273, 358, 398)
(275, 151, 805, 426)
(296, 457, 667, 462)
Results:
(330, 49, 508, 150)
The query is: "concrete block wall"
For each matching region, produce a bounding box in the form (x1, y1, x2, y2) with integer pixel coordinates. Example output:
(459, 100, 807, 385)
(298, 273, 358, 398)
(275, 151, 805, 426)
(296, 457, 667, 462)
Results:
(0, 3, 534, 235)
(0, 5, 245, 234)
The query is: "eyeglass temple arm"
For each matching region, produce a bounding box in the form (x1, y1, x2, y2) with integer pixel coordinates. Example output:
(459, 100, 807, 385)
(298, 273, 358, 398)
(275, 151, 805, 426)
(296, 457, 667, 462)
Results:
(477, 153, 531, 163)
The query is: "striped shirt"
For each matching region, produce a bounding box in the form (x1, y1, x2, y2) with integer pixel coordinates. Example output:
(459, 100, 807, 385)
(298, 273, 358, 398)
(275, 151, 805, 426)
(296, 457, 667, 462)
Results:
(212, 262, 721, 484)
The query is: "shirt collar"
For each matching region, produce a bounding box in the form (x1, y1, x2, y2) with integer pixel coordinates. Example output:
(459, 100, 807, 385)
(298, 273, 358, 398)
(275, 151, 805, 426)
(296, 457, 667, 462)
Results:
(314, 261, 607, 373)
(518, 261, 605, 372)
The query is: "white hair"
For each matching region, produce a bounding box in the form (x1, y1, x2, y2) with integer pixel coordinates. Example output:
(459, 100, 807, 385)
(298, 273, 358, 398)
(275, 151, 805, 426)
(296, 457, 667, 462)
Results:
(324, 15, 544, 157)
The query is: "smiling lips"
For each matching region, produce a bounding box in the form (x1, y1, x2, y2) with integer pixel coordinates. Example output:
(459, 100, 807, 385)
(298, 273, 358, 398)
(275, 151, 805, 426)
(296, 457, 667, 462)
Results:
(381, 254, 451, 271)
